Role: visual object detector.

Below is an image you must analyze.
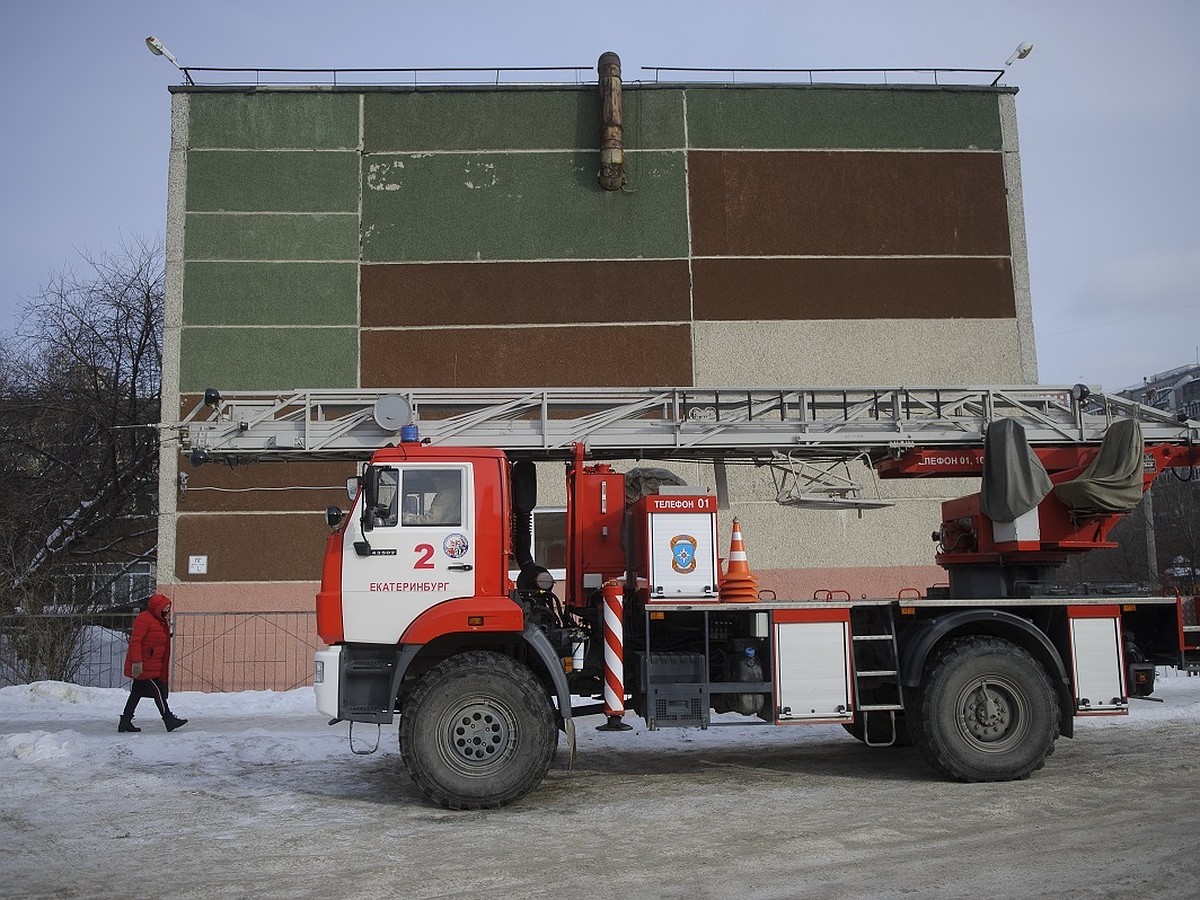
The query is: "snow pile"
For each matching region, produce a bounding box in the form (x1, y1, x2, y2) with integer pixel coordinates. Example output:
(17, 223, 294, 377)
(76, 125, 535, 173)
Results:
(2, 729, 77, 761)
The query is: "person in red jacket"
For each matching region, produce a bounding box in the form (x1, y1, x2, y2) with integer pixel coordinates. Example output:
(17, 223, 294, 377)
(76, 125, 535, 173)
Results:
(119, 593, 188, 733)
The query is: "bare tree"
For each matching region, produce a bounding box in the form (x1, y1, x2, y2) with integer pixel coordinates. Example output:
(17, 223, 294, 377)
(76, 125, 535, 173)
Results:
(1154, 469, 1200, 593)
(0, 237, 163, 616)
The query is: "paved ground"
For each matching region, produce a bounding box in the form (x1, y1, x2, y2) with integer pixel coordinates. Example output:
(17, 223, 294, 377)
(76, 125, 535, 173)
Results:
(2, 680, 1198, 899)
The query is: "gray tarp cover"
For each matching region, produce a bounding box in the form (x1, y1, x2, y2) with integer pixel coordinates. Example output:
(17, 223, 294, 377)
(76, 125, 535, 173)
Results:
(1052, 418, 1145, 513)
(980, 418, 1053, 523)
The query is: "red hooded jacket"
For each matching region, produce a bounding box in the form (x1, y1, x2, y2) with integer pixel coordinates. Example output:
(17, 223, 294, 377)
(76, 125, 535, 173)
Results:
(124, 593, 172, 681)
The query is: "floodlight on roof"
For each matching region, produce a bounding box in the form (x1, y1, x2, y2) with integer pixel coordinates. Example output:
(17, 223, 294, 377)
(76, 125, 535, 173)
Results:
(1005, 41, 1034, 66)
(145, 36, 194, 83)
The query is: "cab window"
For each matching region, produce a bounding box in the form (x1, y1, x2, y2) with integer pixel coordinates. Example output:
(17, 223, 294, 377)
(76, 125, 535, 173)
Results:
(400, 468, 463, 527)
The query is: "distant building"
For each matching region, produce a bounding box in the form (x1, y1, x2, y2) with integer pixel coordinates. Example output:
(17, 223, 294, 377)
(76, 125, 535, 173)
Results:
(1119, 363, 1200, 420)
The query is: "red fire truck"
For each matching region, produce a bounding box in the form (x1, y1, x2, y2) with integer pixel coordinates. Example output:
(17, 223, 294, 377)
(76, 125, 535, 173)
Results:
(179, 385, 1200, 809)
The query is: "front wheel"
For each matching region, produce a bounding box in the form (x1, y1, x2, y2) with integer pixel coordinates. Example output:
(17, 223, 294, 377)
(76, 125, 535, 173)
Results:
(911, 636, 1060, 782)
(400, 651, 558, 810)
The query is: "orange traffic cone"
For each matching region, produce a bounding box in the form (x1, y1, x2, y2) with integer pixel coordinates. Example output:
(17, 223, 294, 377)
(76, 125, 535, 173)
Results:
(719, 518, 760, 603)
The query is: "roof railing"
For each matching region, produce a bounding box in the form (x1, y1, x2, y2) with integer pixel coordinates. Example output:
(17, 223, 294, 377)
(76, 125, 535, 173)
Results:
(176, 65, 595, 87)
(642, 66, 1009, 86)
(171, 64, 1010, 88)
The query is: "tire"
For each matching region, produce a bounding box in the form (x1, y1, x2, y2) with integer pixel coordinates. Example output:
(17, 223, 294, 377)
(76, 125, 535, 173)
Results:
(399, 651, 558, 810)
(911, 636, 1059, 782)
(843, 712, 912, 747)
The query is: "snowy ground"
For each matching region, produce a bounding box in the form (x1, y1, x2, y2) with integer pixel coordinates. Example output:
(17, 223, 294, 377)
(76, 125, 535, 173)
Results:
(2, 674, 1199, 899)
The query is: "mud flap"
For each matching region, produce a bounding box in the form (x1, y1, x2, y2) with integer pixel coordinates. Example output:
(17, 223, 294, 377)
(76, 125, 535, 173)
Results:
(523, 622, 577, 769)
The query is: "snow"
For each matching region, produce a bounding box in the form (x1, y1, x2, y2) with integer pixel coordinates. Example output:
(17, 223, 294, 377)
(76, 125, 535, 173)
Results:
(2, 673, 1199, 898)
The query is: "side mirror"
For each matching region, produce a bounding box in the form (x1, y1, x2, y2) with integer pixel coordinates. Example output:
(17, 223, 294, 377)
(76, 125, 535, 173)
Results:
(326, 506, 344, 528)
(345, 476, 359, 503)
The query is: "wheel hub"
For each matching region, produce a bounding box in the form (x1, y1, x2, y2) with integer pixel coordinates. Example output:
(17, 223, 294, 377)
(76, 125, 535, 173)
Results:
(967, 683, 1009, 736)
(448, 702, 512, 767)
(956, 677, 1025, 749)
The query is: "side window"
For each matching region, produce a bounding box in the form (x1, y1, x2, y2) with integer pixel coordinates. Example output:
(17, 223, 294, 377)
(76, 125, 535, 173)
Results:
(533, 510, 567, 569)
(401, 468, 463, 527)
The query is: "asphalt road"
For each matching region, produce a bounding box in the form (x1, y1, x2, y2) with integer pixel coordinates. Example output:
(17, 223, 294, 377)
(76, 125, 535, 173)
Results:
(3, 683, 1198, 900)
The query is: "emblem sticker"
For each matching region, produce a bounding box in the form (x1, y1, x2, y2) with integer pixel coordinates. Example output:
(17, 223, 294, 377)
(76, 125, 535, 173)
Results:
(443, 533, 469, 559)
(670, 534, 698, 574)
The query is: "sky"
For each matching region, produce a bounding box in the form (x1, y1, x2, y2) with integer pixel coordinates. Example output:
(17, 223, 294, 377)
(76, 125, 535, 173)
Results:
(1, 0, 1197, 393)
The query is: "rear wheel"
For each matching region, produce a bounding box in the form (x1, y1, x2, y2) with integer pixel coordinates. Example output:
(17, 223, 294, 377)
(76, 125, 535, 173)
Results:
(911, 636, 1059, 782)
(400, 651, 557, 809)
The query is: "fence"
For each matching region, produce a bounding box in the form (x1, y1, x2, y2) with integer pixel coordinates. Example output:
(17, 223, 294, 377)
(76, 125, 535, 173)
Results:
(0, 613, 137, 688)
(0, 611, 319, 692)
(172, 611, 319, 692)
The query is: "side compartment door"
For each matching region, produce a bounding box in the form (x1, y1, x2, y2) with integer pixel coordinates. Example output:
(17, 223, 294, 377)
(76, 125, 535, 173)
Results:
(342, 464, 476, 644)
(775, 609, 853, 723)
(1068, 605, 1127, 715)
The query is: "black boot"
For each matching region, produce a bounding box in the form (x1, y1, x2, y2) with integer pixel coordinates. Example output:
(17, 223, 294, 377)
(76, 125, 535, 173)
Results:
(118, 715, 141, 733)
(164, 714, 188, 732)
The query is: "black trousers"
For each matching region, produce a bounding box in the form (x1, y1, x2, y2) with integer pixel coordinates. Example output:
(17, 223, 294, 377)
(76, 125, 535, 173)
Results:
(122, 678, 173, 719)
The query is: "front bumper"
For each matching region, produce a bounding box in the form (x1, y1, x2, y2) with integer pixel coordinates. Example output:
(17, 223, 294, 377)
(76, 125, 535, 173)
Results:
(314, 645, 342, 718)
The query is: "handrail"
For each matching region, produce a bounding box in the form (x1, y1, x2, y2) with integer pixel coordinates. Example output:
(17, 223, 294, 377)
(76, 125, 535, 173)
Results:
(641, 66, 1008, 87)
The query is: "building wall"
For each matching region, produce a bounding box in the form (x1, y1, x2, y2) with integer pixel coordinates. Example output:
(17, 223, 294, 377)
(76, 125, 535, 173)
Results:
(160, 80, 1035, 647)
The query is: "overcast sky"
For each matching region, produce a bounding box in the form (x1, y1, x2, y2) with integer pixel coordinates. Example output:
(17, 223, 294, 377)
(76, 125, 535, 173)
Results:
(1, 1, 1197, 392)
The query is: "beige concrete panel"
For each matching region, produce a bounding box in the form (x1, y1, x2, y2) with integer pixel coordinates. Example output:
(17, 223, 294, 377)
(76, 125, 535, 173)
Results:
(692, 319, 1026, 387)
(718, 459, 977, 503)
(168, 581, 318, 614)
(999, 93, 1038, 382)
(159, 93, 189, 585)
(711, 498, 948, 572)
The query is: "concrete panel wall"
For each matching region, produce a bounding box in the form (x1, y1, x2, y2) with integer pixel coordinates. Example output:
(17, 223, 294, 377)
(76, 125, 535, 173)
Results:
(163, 81, 1032, 603)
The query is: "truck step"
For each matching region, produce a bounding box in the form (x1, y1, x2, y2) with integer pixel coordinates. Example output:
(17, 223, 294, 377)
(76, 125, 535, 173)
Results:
(852, 634, 893, 641)
(855, 669, 898, 678)
(344, 661, 393, 673)
(857, 704, 905, 712)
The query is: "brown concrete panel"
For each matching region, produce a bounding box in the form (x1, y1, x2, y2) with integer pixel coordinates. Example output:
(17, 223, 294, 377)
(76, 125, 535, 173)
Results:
(688, 151, 1011, 257)
(361, 325, 693, 387)
(362, 260, 691, 327)
(693, 257, 1015, 320)
(178, 461, 357, 513)
(176, 513, 330, 583)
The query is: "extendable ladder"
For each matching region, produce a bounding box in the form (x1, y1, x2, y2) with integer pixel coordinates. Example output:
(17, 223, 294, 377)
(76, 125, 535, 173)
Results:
(171, 384, 1197, 463)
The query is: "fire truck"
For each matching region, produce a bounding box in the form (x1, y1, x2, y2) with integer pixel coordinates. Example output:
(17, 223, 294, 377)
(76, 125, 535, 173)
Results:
(179, 384, 1200, 809)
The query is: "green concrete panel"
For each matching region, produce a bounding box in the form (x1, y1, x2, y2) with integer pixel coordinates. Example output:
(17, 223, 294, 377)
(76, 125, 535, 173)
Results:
(684, 87, 1003, 150)
(186, 151, 359, 212)
(366, 90, 596, 151)
(362, 151, 688, 262)
(184, 213, 359, 260)
(183, 262, 358, 325)
(365, 89, 684, 151)
(624, 89, 686, 149)
(179, 327, 358, 392)
(188, 92, 360, 149)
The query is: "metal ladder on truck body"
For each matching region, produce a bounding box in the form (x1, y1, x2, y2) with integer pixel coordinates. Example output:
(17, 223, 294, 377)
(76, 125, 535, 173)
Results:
(848, 605, 906, 747)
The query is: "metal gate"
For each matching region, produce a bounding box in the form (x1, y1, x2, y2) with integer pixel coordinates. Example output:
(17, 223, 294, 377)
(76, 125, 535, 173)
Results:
(171, 611, 319, 692)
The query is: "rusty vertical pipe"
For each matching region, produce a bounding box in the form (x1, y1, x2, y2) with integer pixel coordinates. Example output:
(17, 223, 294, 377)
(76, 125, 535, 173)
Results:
(597, 51, 625, 191)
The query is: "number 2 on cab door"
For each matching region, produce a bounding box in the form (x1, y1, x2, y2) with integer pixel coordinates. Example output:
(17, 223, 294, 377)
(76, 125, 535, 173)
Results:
(414, 543, 435, 569)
